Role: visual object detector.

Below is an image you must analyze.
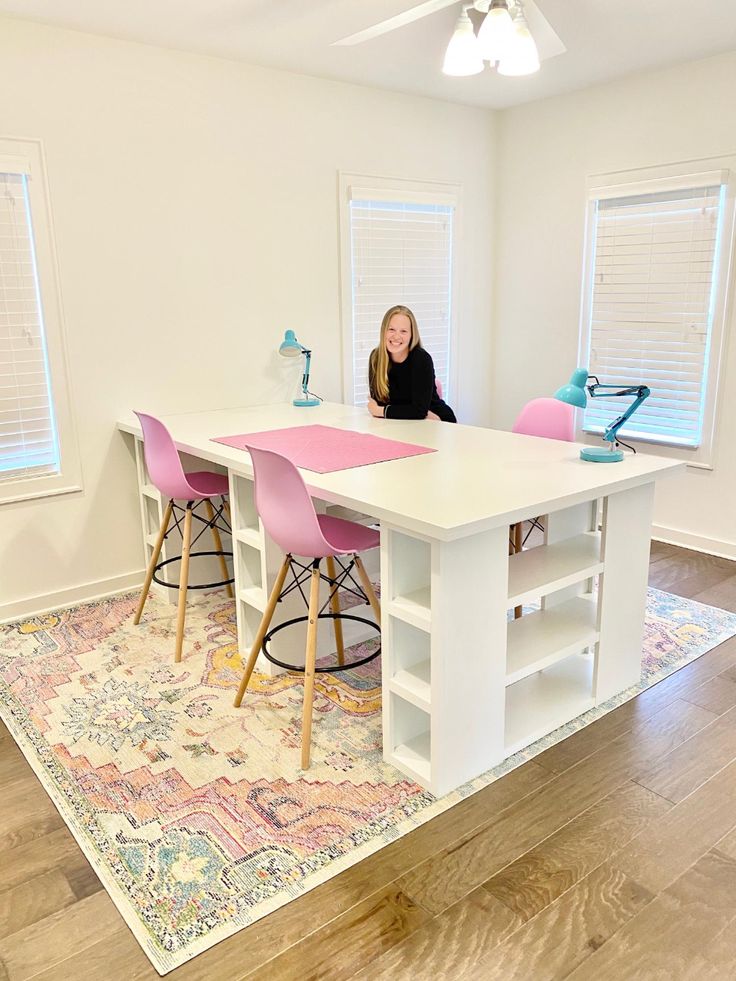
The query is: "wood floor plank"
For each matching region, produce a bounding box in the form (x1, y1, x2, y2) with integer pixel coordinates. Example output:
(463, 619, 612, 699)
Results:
(464, 862, 653, 981)
(682, 673, 736, 715)
(613, 757, 736, 893)
(351, 888, 523, 981)
(567, 849, 736, 980)
(0, 871, 77, 941)
(635, 704, 736, 803)
(0, 891, 123, 981)
(648, 548, 736, 596)
(481, 781, 670, 923)
(0, 776, 65, 854)
(248, 887, 431, 981)
(398, 699, 714, 917)
(692, 575, 736, 614)
(1, 827, 97, 895)
(26, 929, 159, 981)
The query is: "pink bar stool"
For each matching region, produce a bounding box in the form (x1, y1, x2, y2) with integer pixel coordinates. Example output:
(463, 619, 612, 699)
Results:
(233, 445, 381, 770)
(133, 412, 234, 661)
(510, 397, 576, 617)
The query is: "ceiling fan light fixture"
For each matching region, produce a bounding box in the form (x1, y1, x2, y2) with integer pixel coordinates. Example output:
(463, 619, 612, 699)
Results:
(477, 0, 515, 63)
(442, 9, 484, 76)
(497, 7, 540, 75)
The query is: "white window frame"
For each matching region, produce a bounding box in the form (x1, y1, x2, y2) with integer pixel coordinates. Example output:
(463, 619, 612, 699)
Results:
(338, 171, 461, 408)
(578, 156, 736, 470)
(0, 137, 81, 504)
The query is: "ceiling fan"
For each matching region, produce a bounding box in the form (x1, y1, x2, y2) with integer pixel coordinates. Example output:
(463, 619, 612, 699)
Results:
(333, 0, 564, 78)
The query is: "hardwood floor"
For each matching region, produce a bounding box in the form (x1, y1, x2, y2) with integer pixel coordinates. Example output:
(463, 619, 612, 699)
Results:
(2, 541, 736, 980)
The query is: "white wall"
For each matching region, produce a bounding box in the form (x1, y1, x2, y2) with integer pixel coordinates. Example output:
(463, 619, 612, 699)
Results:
(494, 50, 736, 558)
(0, 18, 496, 619)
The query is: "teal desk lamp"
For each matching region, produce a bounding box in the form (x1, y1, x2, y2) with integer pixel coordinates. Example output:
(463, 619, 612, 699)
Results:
(555, 368, 651, 463)
(279, 330, 321, 407)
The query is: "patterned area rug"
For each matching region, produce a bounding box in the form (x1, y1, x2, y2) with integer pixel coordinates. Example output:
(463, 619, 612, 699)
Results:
(1, 589, 735, 974)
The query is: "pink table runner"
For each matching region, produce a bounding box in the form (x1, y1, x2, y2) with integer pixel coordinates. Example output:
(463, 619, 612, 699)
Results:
(212, 424, 436, 474)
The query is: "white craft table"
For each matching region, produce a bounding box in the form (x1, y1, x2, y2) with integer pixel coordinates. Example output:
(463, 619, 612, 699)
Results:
(118, 402, 684, 796)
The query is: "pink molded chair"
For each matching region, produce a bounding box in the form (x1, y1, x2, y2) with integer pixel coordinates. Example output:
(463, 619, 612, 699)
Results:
(512, 397, 575, 443)
(435, 378, 443, 400)
(234, 445, 381, 769)
(133, 412, 234, 661)
(510, 398, 576, 617)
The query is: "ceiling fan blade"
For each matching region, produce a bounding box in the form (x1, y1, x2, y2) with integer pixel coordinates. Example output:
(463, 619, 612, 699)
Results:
(332, 0, 461, 46)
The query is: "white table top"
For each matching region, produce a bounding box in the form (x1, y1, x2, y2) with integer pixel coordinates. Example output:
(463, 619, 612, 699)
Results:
(118, 402, 685, 542)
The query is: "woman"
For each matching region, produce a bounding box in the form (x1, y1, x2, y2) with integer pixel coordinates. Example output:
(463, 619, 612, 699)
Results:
(367, 305, 457, 422)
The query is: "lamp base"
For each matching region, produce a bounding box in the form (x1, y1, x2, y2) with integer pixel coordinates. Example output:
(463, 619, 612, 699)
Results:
(293, 397, 320, 407)
(580, 446, 624, 463)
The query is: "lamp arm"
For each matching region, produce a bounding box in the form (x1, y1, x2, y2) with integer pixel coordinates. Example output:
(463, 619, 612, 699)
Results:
(301, 349, 312, 396)
(587, 384, 651, 444)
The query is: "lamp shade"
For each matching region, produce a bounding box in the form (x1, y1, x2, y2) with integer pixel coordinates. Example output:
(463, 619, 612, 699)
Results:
(554, 368, 589, 408)
(279, 329, 304, 357)
(477, 0, 515, 63)
(497, 9, 540, 76)
(442, 10, 484, 76)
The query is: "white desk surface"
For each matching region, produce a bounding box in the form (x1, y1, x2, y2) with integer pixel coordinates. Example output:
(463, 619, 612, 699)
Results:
(118, 402, 685, 542)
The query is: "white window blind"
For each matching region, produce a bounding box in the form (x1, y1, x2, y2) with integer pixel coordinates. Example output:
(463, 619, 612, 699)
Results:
(349, 198, 454, 406)
(0, 170, 59, 481)
(583, 181, 726, 448)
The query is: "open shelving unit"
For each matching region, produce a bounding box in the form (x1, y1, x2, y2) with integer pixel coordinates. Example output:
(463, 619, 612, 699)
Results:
(382, 506, 605, 795)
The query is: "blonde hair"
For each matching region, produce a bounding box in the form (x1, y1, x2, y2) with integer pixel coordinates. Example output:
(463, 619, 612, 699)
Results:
(369, 306, 422, 402)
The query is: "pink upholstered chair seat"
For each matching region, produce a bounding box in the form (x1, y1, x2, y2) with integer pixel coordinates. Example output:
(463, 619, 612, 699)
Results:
(317, 515, 380, 555)
(185, 471, 230, 498)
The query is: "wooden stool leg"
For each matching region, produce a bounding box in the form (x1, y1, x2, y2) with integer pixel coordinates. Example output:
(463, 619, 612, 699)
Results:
(513, 522, 523, 619)
(134, 500, 173, 625)
(353, 554, 381, 624)
(234, 556, 291, 707)
(174, 504, 193, 663)
(301, 561, 322, 770)
(325, 555, 345, 667)
(205, 498, 234, 599)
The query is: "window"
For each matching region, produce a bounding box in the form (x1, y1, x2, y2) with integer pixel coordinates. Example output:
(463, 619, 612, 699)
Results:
(0, 138, 80, 503)
(339, 173, 459, 407)
(580, 164, 735, 461)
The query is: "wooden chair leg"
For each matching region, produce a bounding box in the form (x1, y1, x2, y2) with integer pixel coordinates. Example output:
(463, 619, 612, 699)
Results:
(134, 500, 173, 625)
(325, 555, 345, 667)
(234, 556, 291, 707)
(205, 498, 234, 599)
(353, 554, 381, 624)
(174, 504, 193, 663)
(513, 522, 523, 619)
(301, 561, 322, 770)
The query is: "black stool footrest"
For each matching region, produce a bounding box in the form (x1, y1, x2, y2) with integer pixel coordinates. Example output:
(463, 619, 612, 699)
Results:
(152, 551, 235, 591)
(262, 612, 380, 673)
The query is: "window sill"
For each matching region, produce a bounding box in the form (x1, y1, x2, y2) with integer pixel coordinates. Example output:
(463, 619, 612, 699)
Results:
(0, 479, 83, 506)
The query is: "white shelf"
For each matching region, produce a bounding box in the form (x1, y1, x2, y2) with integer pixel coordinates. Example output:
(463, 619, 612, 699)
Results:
(390, 660, 431, 713)
(239, 586, 265, 611)
(505, 651, 595, 756)
(508, 532, 602, 608)
(141, 483, 160, 500)
(388, 588, 431, 632)
(506, 595, 598, 686)
(234, 526, 261, 548)
(391, 731, 431, 784)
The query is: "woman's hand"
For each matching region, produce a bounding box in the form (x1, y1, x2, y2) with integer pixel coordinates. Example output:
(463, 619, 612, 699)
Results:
(427, 410, 441, 421)
(367, 398, 385, 418)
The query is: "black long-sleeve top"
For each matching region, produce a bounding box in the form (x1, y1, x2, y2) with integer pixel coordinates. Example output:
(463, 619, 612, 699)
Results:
(369, 346, 457, 423)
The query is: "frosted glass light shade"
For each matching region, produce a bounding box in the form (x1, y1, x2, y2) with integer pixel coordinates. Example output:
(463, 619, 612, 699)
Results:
(477, 1, 515, 63)
(442, 11, 484, 76)
(497, 11, 540, 76)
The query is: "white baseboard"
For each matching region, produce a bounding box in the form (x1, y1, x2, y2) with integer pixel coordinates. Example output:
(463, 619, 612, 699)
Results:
(0, 570, 144, 625)
(651, 525, 736, 562)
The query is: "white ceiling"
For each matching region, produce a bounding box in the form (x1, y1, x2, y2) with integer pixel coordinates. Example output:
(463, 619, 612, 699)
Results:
(3, 0, 736, 109)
